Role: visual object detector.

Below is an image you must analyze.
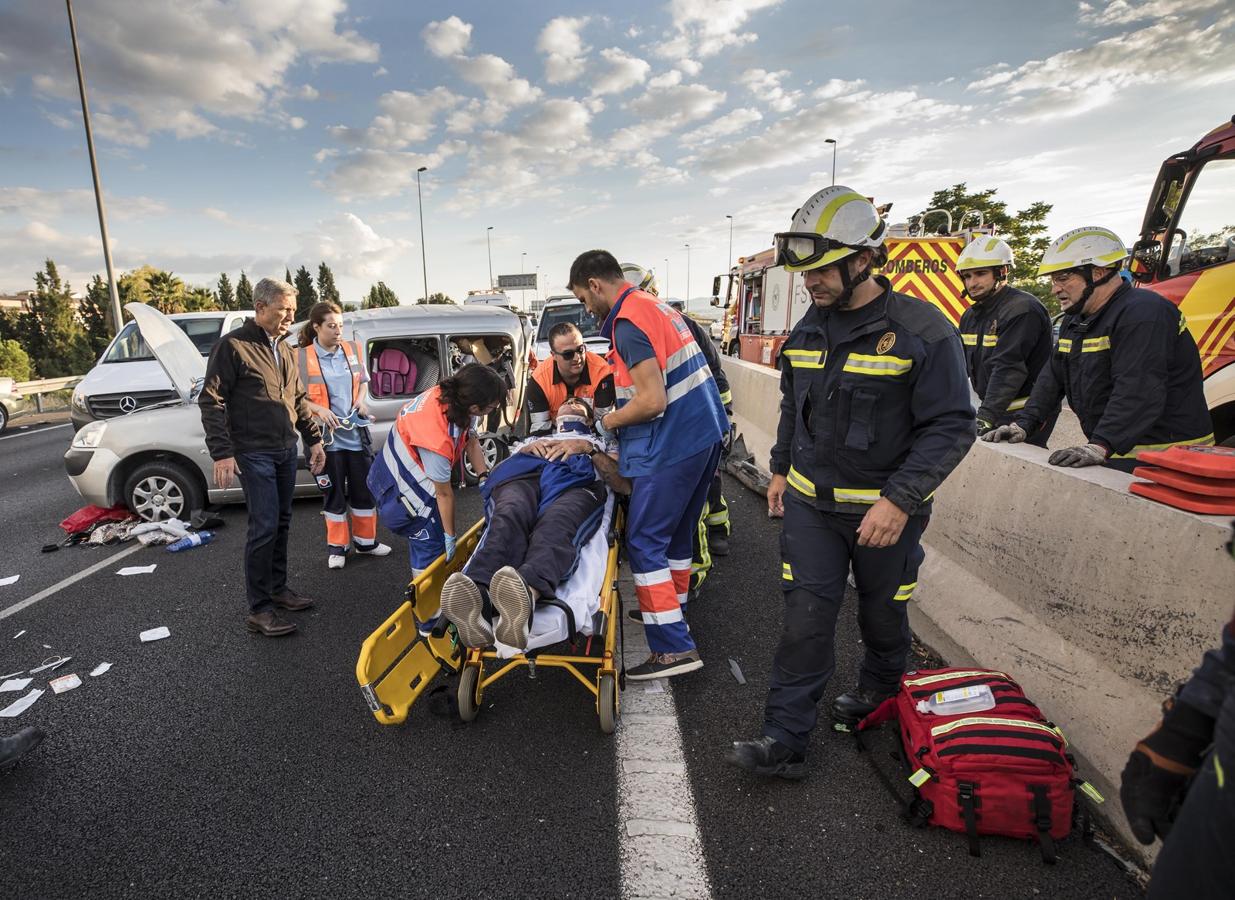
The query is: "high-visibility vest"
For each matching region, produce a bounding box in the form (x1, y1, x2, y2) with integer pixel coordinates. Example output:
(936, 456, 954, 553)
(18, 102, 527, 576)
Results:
(297, 340, 363, 410)
(604, 285, 727, 477)
(530, 351, 611, 419)
(374, 386, 468, 519)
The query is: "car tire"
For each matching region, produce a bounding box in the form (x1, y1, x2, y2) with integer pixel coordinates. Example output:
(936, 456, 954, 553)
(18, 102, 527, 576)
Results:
(463, 435, 509, 486)
(123, 461, 205, 522)
(0, 403, 8, 435)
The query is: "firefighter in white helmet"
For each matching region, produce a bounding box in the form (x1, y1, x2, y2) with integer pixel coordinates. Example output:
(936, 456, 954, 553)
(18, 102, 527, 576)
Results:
(955, 236, 1055, 444)
(727, 186, 975, 779)
(984, 226, 1213, 471)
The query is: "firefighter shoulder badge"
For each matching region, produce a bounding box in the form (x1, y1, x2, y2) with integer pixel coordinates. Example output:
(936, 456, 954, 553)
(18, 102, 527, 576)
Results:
(876, 331, 896, 354)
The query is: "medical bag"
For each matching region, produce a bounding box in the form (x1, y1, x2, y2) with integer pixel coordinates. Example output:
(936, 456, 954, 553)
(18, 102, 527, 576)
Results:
(856, 667, 1101, 863)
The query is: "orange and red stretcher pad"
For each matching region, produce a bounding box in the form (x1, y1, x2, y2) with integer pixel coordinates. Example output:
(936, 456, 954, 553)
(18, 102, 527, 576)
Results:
(1130, 446, 1235, 515)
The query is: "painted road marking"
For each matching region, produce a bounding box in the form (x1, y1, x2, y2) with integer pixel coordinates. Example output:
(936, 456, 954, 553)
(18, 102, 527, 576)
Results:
(0, 423, 71, 442)
(0, 544, 144, 621)
(617, 578, 712, 900)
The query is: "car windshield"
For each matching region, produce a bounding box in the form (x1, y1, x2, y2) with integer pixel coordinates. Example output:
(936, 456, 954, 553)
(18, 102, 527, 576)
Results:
(103, 318, 224, 362)
(537, 304, 601, 342)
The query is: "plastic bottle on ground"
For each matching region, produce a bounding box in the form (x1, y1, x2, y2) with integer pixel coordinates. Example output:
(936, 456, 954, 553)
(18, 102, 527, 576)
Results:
(915, 684, 996, 716)
(166, 531, 215, 553)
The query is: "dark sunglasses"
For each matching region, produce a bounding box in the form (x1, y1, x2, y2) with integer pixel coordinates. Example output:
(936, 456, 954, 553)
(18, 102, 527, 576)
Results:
(554, 347, 586, 361)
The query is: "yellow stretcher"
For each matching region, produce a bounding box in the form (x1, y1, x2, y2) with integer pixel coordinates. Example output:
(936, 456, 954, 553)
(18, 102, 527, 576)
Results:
(355, 511, 625, 733)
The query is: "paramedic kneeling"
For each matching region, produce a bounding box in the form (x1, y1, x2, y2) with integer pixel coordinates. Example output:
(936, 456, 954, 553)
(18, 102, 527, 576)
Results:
(367, 364, 504, 592)
(570, 249, 728, 681)
(727, 187, 975, 778)
(438, 398, 628, 651)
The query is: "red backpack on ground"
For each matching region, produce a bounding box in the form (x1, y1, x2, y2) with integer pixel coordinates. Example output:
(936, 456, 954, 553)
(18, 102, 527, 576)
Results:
(855, 667, 1102, 863)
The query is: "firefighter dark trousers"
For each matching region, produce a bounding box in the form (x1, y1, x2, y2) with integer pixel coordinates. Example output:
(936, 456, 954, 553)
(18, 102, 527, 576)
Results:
(762, 490, 927, 754)
(321, 448, 378, 554)
(691, 472, 729, 591)
(1147, 690, 1235, 900)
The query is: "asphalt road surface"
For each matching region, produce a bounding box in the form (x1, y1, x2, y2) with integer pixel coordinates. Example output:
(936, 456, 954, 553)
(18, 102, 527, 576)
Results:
(0, 425, 1142, 899)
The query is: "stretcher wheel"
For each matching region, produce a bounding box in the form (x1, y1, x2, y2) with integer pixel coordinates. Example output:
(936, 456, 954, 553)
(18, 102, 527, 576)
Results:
(458, 664, 483, 722)
(597, 673, 618, 734)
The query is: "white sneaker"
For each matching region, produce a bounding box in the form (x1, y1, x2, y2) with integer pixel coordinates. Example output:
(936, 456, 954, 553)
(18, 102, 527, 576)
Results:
(328, 554, 346, 570)
(355, 542, 392, 557)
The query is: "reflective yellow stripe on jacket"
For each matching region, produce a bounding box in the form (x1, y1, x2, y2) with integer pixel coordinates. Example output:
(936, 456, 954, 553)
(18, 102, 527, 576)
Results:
(1110, 433, 1215, 460)
(783, 348, 826, 369)
(787, 466, 816, 498)
(1006, 397, 1030, 411)
(842, 353, 913, 376)
(1082, 336, 1111, 352)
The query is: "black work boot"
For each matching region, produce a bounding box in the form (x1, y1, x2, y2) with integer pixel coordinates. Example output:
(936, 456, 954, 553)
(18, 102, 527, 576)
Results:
(831, 687, 896, 731)
(0, 726, 46, 770)
(708, 528, 730, 557)
(726, 736, 807, 780)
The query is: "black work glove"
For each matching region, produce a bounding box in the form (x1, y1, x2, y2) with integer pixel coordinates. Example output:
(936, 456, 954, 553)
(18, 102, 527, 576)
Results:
(1048, 442, 1108, 467)
(976, 418, 995, 437)
(1119, 697, 1214, 845)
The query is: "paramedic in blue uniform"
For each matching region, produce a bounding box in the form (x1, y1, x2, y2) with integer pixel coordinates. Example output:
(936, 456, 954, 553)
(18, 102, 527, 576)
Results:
(728, 187, 976, 778)
(569, 249, 729, 681)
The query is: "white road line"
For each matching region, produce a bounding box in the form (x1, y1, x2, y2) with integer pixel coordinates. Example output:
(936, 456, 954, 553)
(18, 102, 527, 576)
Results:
(617, 578, 712, 900)
(0, 423, 70, 442)
(0, 543, 144, 621)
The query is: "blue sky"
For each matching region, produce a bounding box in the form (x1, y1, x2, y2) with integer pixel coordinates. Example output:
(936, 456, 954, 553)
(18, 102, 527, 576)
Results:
(0, 0, 1232, 309)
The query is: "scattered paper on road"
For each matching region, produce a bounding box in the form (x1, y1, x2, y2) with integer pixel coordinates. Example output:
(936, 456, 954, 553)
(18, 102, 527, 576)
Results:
(28, 656, 71, 674)
(644, 680, 666, 694)
(0, 671, 24, 680)
(90, 662, 112, 677)
(117, 564, 157, 576)
(0, 688, 44, 717)
(49, 673, 82, 694)
(728, 658, 747, 686)
(140, 626, 170, 642)
(0, 575, 18, 586)
(1, 677, 33, 692)
(12, 630, 26, 639)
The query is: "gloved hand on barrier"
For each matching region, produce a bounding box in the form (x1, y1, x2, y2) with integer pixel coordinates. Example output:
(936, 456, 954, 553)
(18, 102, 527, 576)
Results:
(1119, 697, 1215, 844)
(976, 419, 994, 437)
(1048, 442, 1108, 467)
(980, 422, 1027, 444)
(444, 532, 457, 562)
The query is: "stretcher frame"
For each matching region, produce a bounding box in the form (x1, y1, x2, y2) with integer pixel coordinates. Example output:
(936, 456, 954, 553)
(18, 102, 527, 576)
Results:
(355, 511, 624, 733)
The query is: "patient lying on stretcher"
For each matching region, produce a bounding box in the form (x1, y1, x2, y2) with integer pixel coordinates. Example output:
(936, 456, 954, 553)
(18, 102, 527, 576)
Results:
(439, 397, 629, 652)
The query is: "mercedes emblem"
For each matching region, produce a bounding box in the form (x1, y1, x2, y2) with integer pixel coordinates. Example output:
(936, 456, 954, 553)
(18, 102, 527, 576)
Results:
(118, 395, 138, 413)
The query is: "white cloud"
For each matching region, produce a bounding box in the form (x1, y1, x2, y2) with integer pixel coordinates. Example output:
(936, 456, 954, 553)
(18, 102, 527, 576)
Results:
(678, 59, 702, 77)
(0, 186, 167, 222)
(295, 212, 413, 282)
(591, 48, 651, 96)
(322, 142, 469, 201)
(422, 16, 472, 58)
(538, 16, 590, 84)
(331, 87, 462, 149)
(458, 54, 541, 108)
(739, 68, 801, 112)
(626, 78, 726, 138)
(1078, 0, 1225, 26)
(297, 85, 320, 100)
(681, 107, 763, 145)
(658, 0, 783, 59)
(373, 66, 388, 78)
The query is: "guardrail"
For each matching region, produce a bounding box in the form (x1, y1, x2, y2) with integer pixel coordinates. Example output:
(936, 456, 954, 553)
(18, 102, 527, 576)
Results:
(12, 375, 83, 413)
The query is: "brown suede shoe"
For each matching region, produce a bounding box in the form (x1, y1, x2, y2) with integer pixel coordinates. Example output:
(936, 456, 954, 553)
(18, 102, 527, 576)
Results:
(272, 588, 315, 611)
(246, 610, 298, 637)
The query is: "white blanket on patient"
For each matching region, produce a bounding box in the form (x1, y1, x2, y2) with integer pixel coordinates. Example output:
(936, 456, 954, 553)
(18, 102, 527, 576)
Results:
(492, 494, 615, 659)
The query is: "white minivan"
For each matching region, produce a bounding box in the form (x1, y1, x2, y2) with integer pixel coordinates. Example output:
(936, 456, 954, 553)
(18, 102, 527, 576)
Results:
(70, 310, 252, 430)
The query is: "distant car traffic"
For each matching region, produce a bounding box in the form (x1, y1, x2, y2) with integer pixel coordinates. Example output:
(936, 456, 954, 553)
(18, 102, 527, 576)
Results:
(533, 295, 609, 362)
(709, 318, 724, 341)
(0, 377, 33, 435)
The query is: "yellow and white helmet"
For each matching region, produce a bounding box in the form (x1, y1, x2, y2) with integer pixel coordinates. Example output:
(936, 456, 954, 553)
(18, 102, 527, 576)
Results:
(957, 236, 1014, 273)
(1036, 227, 1128, 277)
(620, 262, 659, 295)
(774, 186, 887, 273)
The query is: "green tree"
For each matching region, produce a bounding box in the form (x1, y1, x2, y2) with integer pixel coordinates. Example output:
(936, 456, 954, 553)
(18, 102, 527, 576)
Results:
(293, 266, 317, 319)
(236, 271, 253, 308)
(421, 292, 454, 304)
(183, 286, 218, 311)
(917, 184, 1055, 308)
(0, 339, 32, 381)
(363, 282, 399, 308)
(79, 275, 117, 357)
(20, 260, 95, 377)
(285, 266, 293, 286)
(145, 270, 185, 314)
(317, 262, 340, 305)
(216, 272, 236, 311)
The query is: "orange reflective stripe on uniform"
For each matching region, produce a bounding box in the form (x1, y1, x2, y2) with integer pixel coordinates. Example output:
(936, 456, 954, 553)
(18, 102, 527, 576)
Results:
(324, 510, 350, 547)
(633, 567, 683, 625)
(349, 505, 377, 544)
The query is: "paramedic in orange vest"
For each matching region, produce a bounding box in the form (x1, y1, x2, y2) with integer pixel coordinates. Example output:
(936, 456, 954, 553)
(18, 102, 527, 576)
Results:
(526, 322, 615, 435)
(569, 249, 728, 681)
(367, 363, 505, 589)
(297, 302, 391, 569)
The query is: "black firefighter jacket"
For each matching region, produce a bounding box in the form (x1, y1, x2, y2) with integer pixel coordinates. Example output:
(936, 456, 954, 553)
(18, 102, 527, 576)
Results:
(958, 285, 1052, 427)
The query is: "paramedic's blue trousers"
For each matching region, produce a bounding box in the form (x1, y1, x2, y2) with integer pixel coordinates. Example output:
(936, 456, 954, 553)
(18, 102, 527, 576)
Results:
(763, 491, 927, 754)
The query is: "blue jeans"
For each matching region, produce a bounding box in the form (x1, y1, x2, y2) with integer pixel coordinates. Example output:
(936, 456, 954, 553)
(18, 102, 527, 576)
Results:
(235, 446, 298, 613)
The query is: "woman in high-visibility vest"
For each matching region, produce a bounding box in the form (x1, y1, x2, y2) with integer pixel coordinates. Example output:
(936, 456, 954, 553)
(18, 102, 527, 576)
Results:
(296, 301, 390, 569)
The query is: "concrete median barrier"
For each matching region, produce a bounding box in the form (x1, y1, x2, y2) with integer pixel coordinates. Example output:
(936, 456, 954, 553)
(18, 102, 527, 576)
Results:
(722, 354, 1233, 862)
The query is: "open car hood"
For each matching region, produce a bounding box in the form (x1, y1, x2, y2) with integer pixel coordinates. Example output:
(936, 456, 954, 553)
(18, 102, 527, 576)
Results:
(124, 302, 207, 402)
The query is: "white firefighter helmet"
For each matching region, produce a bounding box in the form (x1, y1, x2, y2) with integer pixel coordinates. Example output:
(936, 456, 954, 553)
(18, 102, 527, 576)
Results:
(957, 236, 1014, 272)
(774, 186, 886, 273)
(1036, 226, 1128, 277)
(620, 262, 659, 295)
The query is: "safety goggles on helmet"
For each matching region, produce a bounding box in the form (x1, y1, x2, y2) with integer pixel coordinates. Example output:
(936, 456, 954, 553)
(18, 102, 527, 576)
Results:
(773, 232, 861, 269)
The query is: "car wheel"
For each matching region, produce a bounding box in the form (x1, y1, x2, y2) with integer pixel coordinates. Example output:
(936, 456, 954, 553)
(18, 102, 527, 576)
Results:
(0, 403, 8, 435)
(123, 461, 205, 522)
(463, 435, 509, 486)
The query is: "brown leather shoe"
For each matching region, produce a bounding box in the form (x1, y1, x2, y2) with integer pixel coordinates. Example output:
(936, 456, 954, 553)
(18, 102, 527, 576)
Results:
(246, 610, 298, 637)
(272, 587, 315, 611)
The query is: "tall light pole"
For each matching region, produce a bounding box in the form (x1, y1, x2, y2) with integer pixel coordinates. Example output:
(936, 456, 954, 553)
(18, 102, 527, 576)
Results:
(825, 138, 837, 186)
(664, 257, 670, 299)
(725, 214, 734, 276)
(520, 251, 526, 273)
(415, 166, 429, 303)
(66, 0, 121, 335)
(684, 242, 691, 306)
(486, 226, 494, 287)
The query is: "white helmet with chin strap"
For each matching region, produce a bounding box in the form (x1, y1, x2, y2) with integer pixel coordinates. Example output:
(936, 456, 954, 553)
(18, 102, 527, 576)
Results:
(774, 186, 887, 306)
(957, 236, 1014, 273)
(620, 262, 659, 296)
(1037, 226, 1128, 306)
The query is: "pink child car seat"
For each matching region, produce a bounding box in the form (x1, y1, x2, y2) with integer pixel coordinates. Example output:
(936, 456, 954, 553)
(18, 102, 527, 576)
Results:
(371, 348, 417, 397)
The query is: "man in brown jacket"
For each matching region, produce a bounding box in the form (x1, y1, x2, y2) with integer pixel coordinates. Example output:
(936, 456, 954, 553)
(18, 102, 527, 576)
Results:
(200, 278, 326, 637)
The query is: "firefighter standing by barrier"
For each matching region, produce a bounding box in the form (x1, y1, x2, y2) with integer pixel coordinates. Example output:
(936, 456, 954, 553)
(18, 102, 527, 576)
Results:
(727, 187, 975, 778)
(984, 226, 1213, 471)
(955, 237, 1055, 446)
(621, 262, 733, 588)
(569, 250, 728, 681)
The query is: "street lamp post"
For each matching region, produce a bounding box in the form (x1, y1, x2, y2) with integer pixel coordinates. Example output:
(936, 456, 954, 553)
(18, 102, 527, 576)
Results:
(664, 257, 670, 299)
(65, 0, 121, 335)
(521, 251, 526, 273)
(825, 138, 837, 186)
(486, 226, 494, 288)
(415, 166, 429, 303)
(726, 214, 734, 276)
(684, 242, 691, 306)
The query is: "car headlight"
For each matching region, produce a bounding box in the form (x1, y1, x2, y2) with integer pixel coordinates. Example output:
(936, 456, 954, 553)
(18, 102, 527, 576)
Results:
(72, 420, 107, 449)
(71, 389, 88, 412)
